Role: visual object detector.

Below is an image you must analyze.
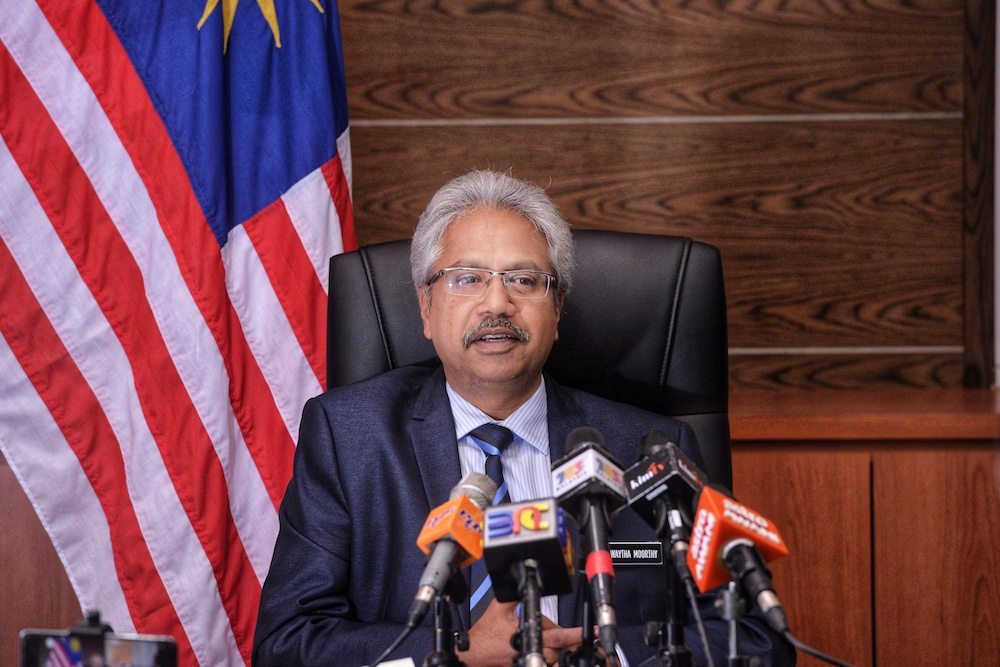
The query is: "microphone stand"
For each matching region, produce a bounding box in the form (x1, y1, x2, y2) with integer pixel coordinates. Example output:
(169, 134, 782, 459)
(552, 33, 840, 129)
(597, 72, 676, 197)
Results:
(512, 559, 546, 667)
(422, 565, 471, 667)
(645, 497, 694, 667)
(423, 594, 469, 667)
(558, 571, 609, 667)
(717, 582, 760, 667)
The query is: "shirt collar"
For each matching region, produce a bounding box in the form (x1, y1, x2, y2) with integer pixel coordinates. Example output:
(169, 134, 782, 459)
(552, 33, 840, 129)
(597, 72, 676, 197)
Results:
(446, 378, 549, 456)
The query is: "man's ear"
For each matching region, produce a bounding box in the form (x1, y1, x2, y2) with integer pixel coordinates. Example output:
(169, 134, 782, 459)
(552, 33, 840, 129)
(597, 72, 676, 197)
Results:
(554, 293, 564, 340)
(418, 288, 433, 341)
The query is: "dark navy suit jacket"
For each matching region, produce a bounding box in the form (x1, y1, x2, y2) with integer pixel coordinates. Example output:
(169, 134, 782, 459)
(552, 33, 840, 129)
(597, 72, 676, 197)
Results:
(252, 365, 794, 666)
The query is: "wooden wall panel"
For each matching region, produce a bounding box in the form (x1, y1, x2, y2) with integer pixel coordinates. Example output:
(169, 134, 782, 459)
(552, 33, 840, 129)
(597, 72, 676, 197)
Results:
(962, 0, 996, 385)
(347, 118, 963, 386)
(732, 445, 872, 667)
(343, 0, 961, 119)
(873, 446, 1000, 665)
(339, 0, 975, 390)
(0, 454, 82, 667)
(729, 352, 963, 391)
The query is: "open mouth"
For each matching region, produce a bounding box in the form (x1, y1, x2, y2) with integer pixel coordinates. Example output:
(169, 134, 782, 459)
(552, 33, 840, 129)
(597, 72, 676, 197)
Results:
(464, 318, 530, 349)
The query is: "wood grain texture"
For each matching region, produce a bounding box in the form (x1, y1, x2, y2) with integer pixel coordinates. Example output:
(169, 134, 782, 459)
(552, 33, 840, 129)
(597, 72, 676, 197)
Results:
(962, 0, 996, 386)
(732, 445, 872, 667)
(728, 352, 964, 390)
(349, 119, 962, 373)
(872, 446, 1000, 665)
(342, 0, 962, 120)
(0, 457, 82, 667)
(730, 387, 1000, 440)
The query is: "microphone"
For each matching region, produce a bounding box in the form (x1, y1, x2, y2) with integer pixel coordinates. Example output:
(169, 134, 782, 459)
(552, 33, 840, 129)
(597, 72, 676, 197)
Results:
(551, 427, 626, 663)
(407, 473, 498, 629)
(482, 498, 575, 601)
(623, 430, 707, 575)
(686, 484, 790, 634)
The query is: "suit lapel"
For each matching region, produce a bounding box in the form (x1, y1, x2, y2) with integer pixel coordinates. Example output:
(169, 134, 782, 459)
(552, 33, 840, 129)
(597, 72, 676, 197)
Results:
(544, 378, 591, 628)
(409, 366, 472, 630)
(410, 366, 462, 508)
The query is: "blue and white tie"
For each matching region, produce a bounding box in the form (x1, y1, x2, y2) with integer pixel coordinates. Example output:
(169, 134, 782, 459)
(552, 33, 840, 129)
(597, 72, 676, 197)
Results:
(468, 423, 513, 623)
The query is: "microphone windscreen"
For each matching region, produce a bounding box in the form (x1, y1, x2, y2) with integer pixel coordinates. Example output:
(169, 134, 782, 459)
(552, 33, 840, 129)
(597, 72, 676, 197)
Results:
(416, 474, 497, 568)
(566, 426, 605, 453)
(637, 429, 673, 457)
(451, 472, 497, 509)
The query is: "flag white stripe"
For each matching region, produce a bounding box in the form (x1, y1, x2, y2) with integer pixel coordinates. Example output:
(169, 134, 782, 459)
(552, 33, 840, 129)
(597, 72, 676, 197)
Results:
(282, 165, 344, 296)
(2, 0, 278, 588)
(0, 340, 125, 629)
(0, 138, 241, 667)
(224, 225, 323, 443)
(337, 129, 353, 197)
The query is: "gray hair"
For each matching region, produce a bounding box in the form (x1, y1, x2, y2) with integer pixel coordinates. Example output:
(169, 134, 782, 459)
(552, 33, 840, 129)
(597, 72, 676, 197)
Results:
(410, 170, 575, 300)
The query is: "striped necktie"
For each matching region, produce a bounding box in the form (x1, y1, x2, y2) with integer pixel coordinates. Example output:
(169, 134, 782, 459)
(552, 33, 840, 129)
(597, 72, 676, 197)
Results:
(468, 423, 513, 622)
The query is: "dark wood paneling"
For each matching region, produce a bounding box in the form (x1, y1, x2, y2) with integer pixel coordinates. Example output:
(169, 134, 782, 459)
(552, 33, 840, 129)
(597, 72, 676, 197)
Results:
(349, 119, 962, 383)
(733, 445, 872, 667)
(0, 454, 81, 667)
(962, 0, 996, 386)
(729, 352, 964, 390)
(873, 446, 1000, 664)
(351, 121, 961, 249)
(342, 0, 961, 120)
(340, 0, 974, 392)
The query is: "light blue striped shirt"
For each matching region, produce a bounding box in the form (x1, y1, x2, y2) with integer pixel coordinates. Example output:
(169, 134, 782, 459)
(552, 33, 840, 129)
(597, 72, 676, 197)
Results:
(446, 378, 558, 622)
(446, 378, 631, 667)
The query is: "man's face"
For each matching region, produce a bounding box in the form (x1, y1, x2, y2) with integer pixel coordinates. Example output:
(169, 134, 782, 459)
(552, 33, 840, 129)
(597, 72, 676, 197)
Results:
(418, 208, 563, 408)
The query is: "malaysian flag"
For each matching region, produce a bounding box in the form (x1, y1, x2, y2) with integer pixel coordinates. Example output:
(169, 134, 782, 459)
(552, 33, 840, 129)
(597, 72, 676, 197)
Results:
(0, 1, 354, 665)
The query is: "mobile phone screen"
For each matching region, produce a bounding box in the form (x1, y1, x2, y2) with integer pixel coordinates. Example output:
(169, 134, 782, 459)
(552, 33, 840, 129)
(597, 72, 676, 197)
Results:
(20, 629, 177, 667)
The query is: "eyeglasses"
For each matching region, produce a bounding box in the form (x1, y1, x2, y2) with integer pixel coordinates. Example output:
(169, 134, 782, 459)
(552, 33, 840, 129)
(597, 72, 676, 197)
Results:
(426, 267, 557, 299)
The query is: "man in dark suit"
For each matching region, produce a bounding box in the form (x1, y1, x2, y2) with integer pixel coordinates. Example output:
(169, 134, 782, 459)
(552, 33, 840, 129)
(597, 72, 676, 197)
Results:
(252, 170, 794, 667)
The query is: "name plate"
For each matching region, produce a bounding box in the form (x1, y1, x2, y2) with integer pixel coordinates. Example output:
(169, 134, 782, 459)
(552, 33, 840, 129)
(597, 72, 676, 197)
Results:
(609, 541, 663, 566)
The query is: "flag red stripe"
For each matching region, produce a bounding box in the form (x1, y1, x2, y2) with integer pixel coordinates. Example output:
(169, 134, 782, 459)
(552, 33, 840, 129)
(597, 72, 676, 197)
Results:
(323, 153, 358, 255)
(0, 46, 259, 661)
(243, 200, 328, 388)
(0, 236, 197, 666)
(37, 0, 296, 505)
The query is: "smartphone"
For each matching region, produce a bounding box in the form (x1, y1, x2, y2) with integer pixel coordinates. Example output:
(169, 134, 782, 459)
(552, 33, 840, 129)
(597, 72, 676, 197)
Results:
(19, 629, 177, 667)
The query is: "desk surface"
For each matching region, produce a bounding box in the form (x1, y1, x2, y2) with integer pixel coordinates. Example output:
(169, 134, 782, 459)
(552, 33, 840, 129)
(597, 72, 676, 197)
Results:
(729, 387, 1000, 441)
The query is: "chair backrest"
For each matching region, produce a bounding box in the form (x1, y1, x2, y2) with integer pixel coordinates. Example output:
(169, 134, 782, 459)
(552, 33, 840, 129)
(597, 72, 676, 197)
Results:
(326, 229, 731, 488)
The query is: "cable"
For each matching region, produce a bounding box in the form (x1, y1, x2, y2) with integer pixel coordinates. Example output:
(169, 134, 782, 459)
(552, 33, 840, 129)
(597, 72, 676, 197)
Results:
(369, 626, 413, 667)
(683, 577, 716, 667)
(783, 630, 854, 667)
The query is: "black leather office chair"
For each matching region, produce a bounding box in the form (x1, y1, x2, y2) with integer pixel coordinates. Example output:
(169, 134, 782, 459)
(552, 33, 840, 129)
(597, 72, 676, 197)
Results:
(326, 229, 731, 488)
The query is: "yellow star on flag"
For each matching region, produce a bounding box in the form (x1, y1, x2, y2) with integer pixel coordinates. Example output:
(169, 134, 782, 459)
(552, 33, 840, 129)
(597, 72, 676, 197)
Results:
(198, 0, 324, 52)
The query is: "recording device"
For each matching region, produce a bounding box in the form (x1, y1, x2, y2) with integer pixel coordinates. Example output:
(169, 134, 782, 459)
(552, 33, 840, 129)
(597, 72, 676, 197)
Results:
(20, 628, 177, 667)
(623, 431, 706, 574)
(407, 473, 498, 629)
(551, 426, 626, 665)
(687, 484, 790, 634)
(482, 498, 575, 600)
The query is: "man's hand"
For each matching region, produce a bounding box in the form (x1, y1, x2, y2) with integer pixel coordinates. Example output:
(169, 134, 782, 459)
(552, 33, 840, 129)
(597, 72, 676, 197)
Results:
(459, 600, 584, 666)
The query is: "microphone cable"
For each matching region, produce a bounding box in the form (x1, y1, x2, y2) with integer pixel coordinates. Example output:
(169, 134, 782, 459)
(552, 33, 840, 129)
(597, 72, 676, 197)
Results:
(370, 628, 411, 667)
(783, 631, 854, 667)
(652, 499, 715, 667)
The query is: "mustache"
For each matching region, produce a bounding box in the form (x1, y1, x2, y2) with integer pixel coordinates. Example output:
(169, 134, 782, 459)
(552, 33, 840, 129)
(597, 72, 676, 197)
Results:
(463, 317, 530, 349)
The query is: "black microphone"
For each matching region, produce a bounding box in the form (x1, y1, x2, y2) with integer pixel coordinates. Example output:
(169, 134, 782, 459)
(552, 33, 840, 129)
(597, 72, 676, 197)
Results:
(551, 426, 626, 664)
(482, 498, 575, 600)
(623, 430, 707, 577)
(407, 473, 498, 629)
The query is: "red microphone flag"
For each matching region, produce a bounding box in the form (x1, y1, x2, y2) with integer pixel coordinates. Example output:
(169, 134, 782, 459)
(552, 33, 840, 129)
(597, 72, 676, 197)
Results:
(687, 486, 789, 592)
